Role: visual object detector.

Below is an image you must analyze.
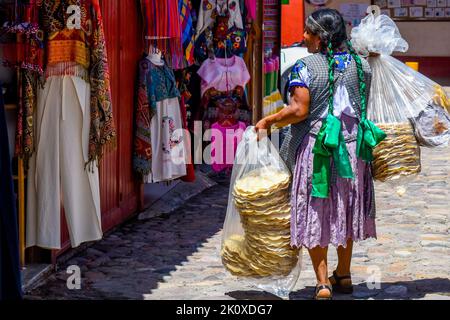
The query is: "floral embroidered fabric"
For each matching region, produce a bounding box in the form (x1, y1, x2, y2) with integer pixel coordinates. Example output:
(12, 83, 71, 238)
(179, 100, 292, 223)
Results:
(133, 57, 181, 179)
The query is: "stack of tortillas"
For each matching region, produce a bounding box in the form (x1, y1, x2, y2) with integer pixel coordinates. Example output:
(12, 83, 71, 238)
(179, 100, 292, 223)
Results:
(221, 167, 300, 277)
(373, 122, 421, 182)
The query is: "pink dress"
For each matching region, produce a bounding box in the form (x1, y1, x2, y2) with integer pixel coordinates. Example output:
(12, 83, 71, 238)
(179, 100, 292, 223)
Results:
(197, 55, 251, 96)
(210, 121, 247, 173)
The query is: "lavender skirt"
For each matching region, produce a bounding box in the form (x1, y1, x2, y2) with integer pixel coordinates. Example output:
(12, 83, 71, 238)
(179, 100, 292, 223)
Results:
(290, 114, 377, 249)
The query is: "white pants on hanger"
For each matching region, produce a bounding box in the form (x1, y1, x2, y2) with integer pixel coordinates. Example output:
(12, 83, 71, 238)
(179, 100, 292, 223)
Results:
(26, 74, 102, 250)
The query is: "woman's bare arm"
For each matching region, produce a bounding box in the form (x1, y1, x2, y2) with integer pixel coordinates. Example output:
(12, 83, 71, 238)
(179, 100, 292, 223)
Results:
(255, 86, 310, 131)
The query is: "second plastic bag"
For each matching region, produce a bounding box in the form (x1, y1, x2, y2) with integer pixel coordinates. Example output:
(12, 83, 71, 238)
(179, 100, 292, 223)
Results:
(351, 13, 450, 184)
(221, 126, 302, 298)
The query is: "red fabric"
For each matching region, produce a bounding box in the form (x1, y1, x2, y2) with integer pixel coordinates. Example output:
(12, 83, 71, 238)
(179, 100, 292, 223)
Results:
(179, 96, 196, 182)
(0, 0, 44, 73)
(140, 0, 184, 69)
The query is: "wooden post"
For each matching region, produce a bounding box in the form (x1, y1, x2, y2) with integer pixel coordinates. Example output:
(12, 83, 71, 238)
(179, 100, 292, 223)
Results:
(18, 157, 25, 267)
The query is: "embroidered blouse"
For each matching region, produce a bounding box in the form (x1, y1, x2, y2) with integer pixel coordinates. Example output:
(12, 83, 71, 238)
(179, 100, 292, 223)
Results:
(289, 52, 356, 119)
(133, 56, 181, 178)
(197, 55, 250, 96)
(196, 0, 244, 37)
(141, 57, 181, 110)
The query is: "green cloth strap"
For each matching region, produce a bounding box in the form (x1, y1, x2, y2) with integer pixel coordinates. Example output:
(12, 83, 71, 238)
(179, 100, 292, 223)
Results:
(356, 119, 387, 163)
(312, 114, 354, 198)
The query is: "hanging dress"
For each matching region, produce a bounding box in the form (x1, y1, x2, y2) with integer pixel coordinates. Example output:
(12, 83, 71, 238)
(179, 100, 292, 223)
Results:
(134, 56, 187, 183)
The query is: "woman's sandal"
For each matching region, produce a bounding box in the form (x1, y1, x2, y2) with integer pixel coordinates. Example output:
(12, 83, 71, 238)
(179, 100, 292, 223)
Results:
(313, 284, 333, 300)
(329, 270, 353, 294)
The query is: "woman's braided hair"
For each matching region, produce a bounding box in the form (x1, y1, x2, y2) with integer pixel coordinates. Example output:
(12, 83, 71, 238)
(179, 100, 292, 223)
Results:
(306, 9, 367, 117)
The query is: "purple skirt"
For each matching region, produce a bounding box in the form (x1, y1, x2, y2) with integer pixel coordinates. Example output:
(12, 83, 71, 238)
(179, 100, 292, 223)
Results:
(290, 114, 377, 249)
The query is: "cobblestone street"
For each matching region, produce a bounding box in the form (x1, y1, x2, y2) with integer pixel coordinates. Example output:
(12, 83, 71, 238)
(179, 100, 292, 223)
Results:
(27, 146, 450, 300)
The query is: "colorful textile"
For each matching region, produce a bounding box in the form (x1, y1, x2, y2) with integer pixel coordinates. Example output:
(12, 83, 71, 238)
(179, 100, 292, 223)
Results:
(134, 57, 181, 179)
(179, 0, 195, 66)
(201, 86, 251, 130)
(15, 70, 39, 170)
(0, 0, 44, 73)
(38, 0, 116, 166)
(0, 1, 43, 170)
(196, 0, 244, 37)
(140, 0, 184, 69)
(194, 10, 247, 63)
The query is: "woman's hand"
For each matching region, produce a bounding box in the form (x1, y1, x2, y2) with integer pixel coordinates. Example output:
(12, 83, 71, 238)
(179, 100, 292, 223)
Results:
(255, 118, 270, 141)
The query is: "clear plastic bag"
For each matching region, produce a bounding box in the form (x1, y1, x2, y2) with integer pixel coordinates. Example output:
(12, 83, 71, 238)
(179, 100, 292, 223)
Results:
(411, 103, 450, 148)
(221, 126, 302, 298)
(350, 13, 409, 57)
(350, 13, 450, 184)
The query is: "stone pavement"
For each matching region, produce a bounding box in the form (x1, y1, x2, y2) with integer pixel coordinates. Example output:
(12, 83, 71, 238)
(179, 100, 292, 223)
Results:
(26, 146, 450, 300)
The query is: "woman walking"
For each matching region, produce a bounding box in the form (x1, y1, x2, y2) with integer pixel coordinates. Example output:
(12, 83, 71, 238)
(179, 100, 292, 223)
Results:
(256, 9, 383, 300)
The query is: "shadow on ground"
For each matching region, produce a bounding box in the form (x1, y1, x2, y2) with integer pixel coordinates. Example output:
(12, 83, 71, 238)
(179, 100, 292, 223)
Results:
(289, 278, 450, 300)
(26, 174, 231, 300)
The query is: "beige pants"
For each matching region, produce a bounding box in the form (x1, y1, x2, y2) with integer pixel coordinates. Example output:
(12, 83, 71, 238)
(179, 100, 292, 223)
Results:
(26, 75, 102, 250)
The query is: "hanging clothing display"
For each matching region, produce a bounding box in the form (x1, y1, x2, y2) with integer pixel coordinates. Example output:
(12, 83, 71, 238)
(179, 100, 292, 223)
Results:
(179, 0, 196, 67)
(0, 0, 44, 170)
(194, 2, 247, 63)
(196, 0, 244, 37)
(0, 85, 23, 300)
(197, 55, 250, 96)
(39, 0, 116, 165)
(26, 0, 115, 249)
(177, 65, 202, 132)
(27, 71, 102, 249)
(140, 0, 184, 69)
(197, 55, 251, 130)
(133, 56, 187, 183)
(201, 86, 251, 130)
(0, 0, 44, 73)
(211, 120, 246, 173)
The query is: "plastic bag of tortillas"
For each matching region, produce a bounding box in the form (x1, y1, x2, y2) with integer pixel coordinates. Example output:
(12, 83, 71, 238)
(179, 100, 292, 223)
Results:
(221, 126, 302, 298)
